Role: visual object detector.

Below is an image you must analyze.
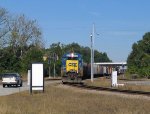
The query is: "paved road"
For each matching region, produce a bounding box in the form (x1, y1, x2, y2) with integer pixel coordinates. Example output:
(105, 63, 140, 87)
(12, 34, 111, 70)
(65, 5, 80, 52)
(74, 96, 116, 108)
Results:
(0, 82, 29, 96)
(0, 80, 60, 96)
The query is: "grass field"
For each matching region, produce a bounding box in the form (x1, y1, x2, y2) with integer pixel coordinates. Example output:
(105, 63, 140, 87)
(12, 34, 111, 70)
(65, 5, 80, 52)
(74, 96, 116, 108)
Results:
(0, 83, 150, 114)
(84, 77, 150, 92)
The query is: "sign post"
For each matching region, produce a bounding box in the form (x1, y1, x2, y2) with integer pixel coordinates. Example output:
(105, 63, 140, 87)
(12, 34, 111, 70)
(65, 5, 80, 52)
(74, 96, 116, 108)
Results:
(111, 71, 117, 87)
(48, 57, 51, 78)
(27, 70, 31, 86)
(30, 63, 44, 94)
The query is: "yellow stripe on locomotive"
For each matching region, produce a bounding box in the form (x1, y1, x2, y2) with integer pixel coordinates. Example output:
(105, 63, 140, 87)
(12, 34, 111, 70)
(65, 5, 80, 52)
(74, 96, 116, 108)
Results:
(66, 60, 78, 73)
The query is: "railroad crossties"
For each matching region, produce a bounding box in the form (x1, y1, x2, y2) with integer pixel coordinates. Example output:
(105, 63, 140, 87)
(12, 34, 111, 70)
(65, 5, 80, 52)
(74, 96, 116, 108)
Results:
(58, 82, 150, 101)
(57, 76, 150, 101)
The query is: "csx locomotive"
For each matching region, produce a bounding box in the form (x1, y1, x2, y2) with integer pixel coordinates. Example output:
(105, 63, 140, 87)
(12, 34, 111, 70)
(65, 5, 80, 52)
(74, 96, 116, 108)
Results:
(61, 52, 83, 83)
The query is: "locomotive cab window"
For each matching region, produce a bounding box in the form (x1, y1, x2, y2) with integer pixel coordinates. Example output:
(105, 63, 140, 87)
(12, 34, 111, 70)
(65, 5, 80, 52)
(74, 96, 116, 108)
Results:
(67, 57, 78, 60)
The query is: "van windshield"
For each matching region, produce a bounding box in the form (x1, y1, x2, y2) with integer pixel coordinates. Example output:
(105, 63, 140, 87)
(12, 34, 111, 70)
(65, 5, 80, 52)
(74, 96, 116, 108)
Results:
(3, 74, 18, 77)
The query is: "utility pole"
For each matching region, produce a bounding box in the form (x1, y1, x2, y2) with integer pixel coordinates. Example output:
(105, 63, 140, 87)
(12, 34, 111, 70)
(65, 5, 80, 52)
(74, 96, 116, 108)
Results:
(92, 23, 95, 65)
(53, 53, 58, 78)
(48, 56, 51, 78)
(53, 53, 56, 78)
(90, 34, 93, 82)
(91, 23, 95, 82)
(54, 63, 55, 78)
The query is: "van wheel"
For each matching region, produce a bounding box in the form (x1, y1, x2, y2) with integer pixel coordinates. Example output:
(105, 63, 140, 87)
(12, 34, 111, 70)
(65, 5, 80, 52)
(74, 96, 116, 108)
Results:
(3, 84, 5, 88)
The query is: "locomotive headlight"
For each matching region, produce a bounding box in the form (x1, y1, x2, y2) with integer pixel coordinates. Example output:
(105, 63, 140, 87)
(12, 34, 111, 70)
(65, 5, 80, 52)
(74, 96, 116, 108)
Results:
(71, 53, 74, 58)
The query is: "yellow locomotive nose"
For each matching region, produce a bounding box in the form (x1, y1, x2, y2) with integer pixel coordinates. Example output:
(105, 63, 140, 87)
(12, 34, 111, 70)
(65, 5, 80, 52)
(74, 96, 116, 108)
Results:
(66, 60, 78, 73)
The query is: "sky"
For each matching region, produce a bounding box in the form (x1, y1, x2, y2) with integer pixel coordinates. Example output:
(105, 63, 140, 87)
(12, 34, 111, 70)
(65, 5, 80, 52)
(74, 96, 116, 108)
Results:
(1, 0, 150, 62)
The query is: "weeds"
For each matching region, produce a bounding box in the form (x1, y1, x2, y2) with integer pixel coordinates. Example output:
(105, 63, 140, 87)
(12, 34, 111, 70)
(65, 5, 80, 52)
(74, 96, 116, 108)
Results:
(0, 84, 149, 114)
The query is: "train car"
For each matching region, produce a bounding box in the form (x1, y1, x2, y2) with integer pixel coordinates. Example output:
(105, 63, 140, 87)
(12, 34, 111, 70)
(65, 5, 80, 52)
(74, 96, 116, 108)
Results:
(61, 52, 83, 83)
(83, 64, 107, 79)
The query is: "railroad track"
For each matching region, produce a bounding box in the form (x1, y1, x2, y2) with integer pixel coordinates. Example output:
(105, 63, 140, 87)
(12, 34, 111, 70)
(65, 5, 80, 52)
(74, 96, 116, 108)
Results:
(66, 83, 150, 96)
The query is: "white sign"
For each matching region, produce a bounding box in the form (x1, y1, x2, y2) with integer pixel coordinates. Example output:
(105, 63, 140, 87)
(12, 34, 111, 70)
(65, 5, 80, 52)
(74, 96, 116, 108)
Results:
(31, 63, 44, 93)
(111, 71, 117, 87)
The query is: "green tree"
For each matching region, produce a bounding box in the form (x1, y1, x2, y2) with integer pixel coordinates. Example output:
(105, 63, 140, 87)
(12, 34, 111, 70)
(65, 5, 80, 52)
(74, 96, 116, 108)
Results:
(0, 47, 21, 73)
(127, 32, 150, 78)
(9, 14, 43, 57)
(0, 7, 44, 74)
(21, 47, 44, 72)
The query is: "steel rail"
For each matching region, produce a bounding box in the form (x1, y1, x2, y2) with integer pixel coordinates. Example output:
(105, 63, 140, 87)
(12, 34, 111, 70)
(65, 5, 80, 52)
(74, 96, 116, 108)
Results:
(66, 83, 150, 96)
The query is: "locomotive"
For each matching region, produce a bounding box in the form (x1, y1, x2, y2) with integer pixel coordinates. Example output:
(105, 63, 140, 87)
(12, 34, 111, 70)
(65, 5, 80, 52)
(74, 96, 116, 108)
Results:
(61, 52, 83, 83)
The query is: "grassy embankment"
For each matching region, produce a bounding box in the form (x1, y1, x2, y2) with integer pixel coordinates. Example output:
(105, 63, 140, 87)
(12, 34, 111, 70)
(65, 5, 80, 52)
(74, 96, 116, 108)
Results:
(0, 83, 150, 114)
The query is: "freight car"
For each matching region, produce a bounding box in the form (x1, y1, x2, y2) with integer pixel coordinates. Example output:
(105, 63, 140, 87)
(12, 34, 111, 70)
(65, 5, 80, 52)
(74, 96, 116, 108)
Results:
(61, 52, 83, 83)
(83, 64, 108, 79)
(83, 64, 123, 79)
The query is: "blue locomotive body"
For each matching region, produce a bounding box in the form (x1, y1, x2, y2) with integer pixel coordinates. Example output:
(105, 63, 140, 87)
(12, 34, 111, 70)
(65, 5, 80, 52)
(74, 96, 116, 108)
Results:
(61, 52, 83, 83)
